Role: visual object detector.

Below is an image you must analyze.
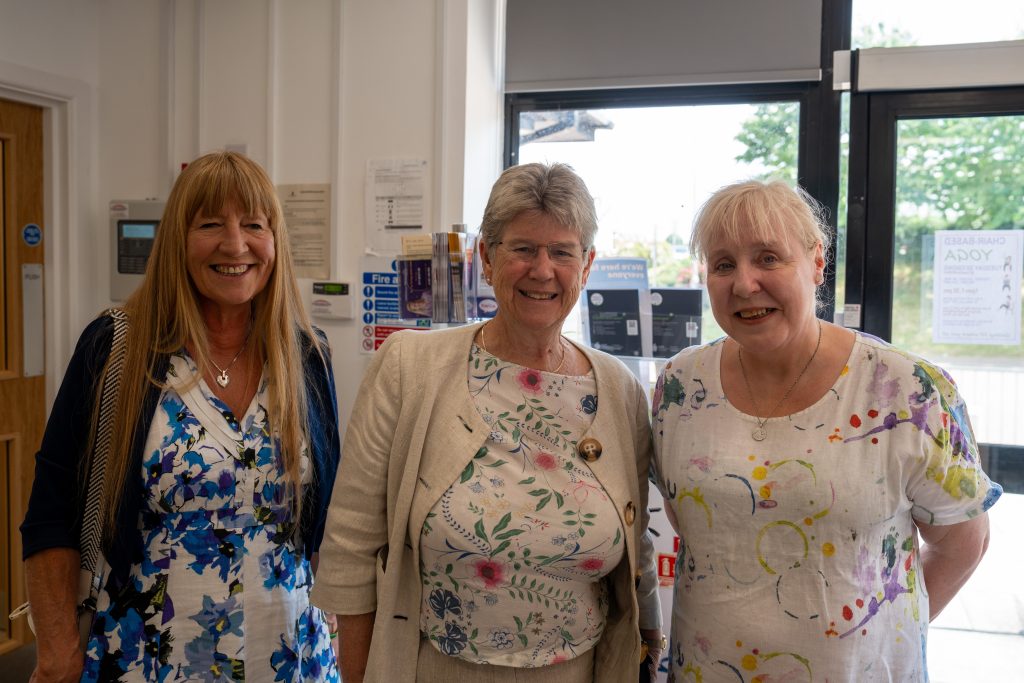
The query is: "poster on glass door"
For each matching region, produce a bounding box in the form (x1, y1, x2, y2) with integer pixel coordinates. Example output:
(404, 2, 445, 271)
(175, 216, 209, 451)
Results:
(932, 230, 1023, 345)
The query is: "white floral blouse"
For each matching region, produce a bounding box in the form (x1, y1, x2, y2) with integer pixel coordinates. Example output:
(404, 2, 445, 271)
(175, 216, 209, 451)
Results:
(418, 343, 625, 668)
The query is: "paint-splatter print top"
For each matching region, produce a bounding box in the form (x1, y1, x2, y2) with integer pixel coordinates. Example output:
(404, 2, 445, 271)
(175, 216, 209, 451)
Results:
(652, 333, 1001, 683)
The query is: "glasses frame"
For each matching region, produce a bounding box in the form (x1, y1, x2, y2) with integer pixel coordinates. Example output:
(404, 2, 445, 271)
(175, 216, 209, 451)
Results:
(495, 240, 588, 266)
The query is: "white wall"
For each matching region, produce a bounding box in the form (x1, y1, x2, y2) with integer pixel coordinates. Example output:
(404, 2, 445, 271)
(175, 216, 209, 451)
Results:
(0, 0, 505, 429)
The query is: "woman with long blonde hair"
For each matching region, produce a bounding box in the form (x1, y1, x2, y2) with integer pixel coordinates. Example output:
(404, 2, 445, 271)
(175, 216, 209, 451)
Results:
(21, 151, 341, 681)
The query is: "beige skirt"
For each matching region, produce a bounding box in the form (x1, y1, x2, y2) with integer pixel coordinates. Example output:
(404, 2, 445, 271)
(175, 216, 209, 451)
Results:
(416, 636, 595, 682)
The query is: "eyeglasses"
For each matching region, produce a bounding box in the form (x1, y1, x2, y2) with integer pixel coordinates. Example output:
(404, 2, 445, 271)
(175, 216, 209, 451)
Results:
(496, 240, 586, 266)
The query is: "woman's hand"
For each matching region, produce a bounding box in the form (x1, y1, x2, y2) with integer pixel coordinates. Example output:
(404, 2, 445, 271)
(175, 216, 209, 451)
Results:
(25, 548, 85, 683)
(324, 612, 340, 662)
(640, 628, 665, 680)
(338, 612, 376, 683)
(30, 649, 84, 683)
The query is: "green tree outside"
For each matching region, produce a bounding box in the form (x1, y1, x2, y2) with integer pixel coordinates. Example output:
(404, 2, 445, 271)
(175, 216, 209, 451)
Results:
(732, 25, 1024, 361)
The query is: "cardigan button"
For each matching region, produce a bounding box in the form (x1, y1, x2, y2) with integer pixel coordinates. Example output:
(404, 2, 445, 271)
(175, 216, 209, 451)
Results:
(624, 501, 636, 526)
(577, 437, 602, 462)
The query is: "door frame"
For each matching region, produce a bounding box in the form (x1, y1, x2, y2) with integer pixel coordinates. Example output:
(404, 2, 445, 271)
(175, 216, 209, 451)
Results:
(0, 62, 96, 654)
(846, 85, 1024, 340)
(0, 60, 99, 405)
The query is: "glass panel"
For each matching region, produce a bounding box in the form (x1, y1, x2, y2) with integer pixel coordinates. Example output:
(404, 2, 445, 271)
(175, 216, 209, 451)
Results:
(853, 0, 1024, 48)
(892, 114, 1024, 448)
(517, 103, 800, 344)
(891, 113, 1024, 680)
(833, 93, 850, 316)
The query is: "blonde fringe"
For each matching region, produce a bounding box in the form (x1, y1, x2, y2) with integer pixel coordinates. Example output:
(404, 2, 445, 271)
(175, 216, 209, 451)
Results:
(88, 152, 323, 550)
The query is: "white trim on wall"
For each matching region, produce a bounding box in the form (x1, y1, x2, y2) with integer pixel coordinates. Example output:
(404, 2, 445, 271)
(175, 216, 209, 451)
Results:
(267, 0, 279, 175)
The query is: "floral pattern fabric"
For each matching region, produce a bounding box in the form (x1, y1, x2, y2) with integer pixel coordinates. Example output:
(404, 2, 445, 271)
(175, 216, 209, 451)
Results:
(652, 333, 1001, 683)
(418, 343, 625, 668)
(82, 353, 338, 682)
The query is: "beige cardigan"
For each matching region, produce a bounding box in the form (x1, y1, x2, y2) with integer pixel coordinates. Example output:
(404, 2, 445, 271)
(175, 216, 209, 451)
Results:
(311, 322, 661, 681)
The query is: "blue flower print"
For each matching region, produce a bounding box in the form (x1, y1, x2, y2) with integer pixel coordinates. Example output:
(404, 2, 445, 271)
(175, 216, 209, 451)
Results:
(580, 394, 598, 415)
(437, 621, 468, 656)
(428, 589, 463, 619)
(170, 450, 214, 505)
(183, 632, 240, 681)
(490, 628, 515, 649)
(160, 395, 202, 448)
(261, 547, 298, 590)
(181, 528, 246, 581)
(189, 594, 244, 640)
(271, 635, 299, 682)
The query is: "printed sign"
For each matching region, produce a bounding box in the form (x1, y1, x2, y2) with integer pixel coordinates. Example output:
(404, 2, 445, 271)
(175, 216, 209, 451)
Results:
(932, 230, 1023, 345)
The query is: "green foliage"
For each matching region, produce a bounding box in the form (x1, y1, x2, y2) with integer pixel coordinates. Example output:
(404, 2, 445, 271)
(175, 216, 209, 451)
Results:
(733, 103, 800, 184)
(854, 22, 916, 49)
(731, 23, 1024, 361)
(612, 236, 696, 288)
(895, 117, 1024, 233)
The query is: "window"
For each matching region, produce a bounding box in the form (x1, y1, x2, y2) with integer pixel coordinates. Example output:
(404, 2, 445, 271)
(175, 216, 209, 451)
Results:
(853, 0, 1024, 48)
(510, 87, 810, 343)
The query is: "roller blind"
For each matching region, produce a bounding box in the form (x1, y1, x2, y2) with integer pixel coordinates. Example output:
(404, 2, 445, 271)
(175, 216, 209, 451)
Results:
(505, 0, 822, 92)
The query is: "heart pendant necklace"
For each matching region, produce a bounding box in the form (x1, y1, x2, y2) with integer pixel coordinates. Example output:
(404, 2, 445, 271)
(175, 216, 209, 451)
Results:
(209, 333, 250, 388)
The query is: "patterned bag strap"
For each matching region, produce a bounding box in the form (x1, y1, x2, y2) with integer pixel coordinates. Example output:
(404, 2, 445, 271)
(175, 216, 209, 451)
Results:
(78, 308, 130, 602)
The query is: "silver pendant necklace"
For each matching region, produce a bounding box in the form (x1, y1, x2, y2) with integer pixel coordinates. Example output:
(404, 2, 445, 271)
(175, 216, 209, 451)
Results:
(209, 333, 250, 388)
(737, 320, 822, 442)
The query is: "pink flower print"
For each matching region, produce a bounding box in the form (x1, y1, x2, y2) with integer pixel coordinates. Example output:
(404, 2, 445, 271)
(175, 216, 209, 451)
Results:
(473, 559, 505, 588)
(517, 368, 544, 394)
(579, 557, 604, 572)
(569, 480, 604, 505)
(534, 452, 558, 471)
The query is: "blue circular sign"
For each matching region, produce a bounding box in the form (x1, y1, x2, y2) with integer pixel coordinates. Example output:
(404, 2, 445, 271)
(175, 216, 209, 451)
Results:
(363, 300, 373, 311)
(22, 223, 42, 246)
(363, 312, 373, 324)
(363, 286, 373, 297)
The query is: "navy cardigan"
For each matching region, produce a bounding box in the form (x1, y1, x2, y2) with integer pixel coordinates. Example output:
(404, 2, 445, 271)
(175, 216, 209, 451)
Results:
(20, 314, 341, 587)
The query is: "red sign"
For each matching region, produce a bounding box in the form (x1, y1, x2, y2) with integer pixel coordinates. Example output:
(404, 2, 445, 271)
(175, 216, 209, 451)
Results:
(657, 553, 675, 586)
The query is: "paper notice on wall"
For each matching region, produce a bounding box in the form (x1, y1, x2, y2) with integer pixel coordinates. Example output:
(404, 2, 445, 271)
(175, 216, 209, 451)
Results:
(932, 229, 1023, 345)
(279, 183, 331, 279)
(365, 159, 428, 253)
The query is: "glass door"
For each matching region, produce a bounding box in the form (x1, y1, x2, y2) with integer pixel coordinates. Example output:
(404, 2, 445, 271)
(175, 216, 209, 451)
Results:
(848, 86, 1024, 681)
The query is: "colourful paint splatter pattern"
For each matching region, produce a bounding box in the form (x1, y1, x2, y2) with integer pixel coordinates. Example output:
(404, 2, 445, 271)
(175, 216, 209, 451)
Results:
(652, 333, 1001, 682)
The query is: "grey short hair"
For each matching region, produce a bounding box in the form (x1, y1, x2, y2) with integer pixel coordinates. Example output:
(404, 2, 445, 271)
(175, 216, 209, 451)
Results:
(479, 162, 598, 254)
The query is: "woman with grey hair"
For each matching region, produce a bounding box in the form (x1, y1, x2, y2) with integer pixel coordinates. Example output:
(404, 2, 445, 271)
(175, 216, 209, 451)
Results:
(312, 162, 663, 682)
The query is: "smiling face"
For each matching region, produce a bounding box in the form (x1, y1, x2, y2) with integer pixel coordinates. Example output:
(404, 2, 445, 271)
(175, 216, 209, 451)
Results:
(186, 196, 276, 319)
(705, 230, 824, 355)
(482, 210, 595, 335)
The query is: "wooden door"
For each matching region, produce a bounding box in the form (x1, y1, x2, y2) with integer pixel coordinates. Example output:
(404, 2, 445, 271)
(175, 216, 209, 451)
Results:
(0, 97, 45, 654)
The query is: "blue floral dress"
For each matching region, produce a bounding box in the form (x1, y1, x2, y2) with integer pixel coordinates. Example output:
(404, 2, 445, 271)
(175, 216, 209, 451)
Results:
(82, 353, 338, 682)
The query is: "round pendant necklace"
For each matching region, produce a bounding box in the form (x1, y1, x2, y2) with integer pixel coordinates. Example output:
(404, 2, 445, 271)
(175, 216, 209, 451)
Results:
(209, 333, 250, 388)
(479, 322, 568, 374)
(737, 320, 822, 442)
